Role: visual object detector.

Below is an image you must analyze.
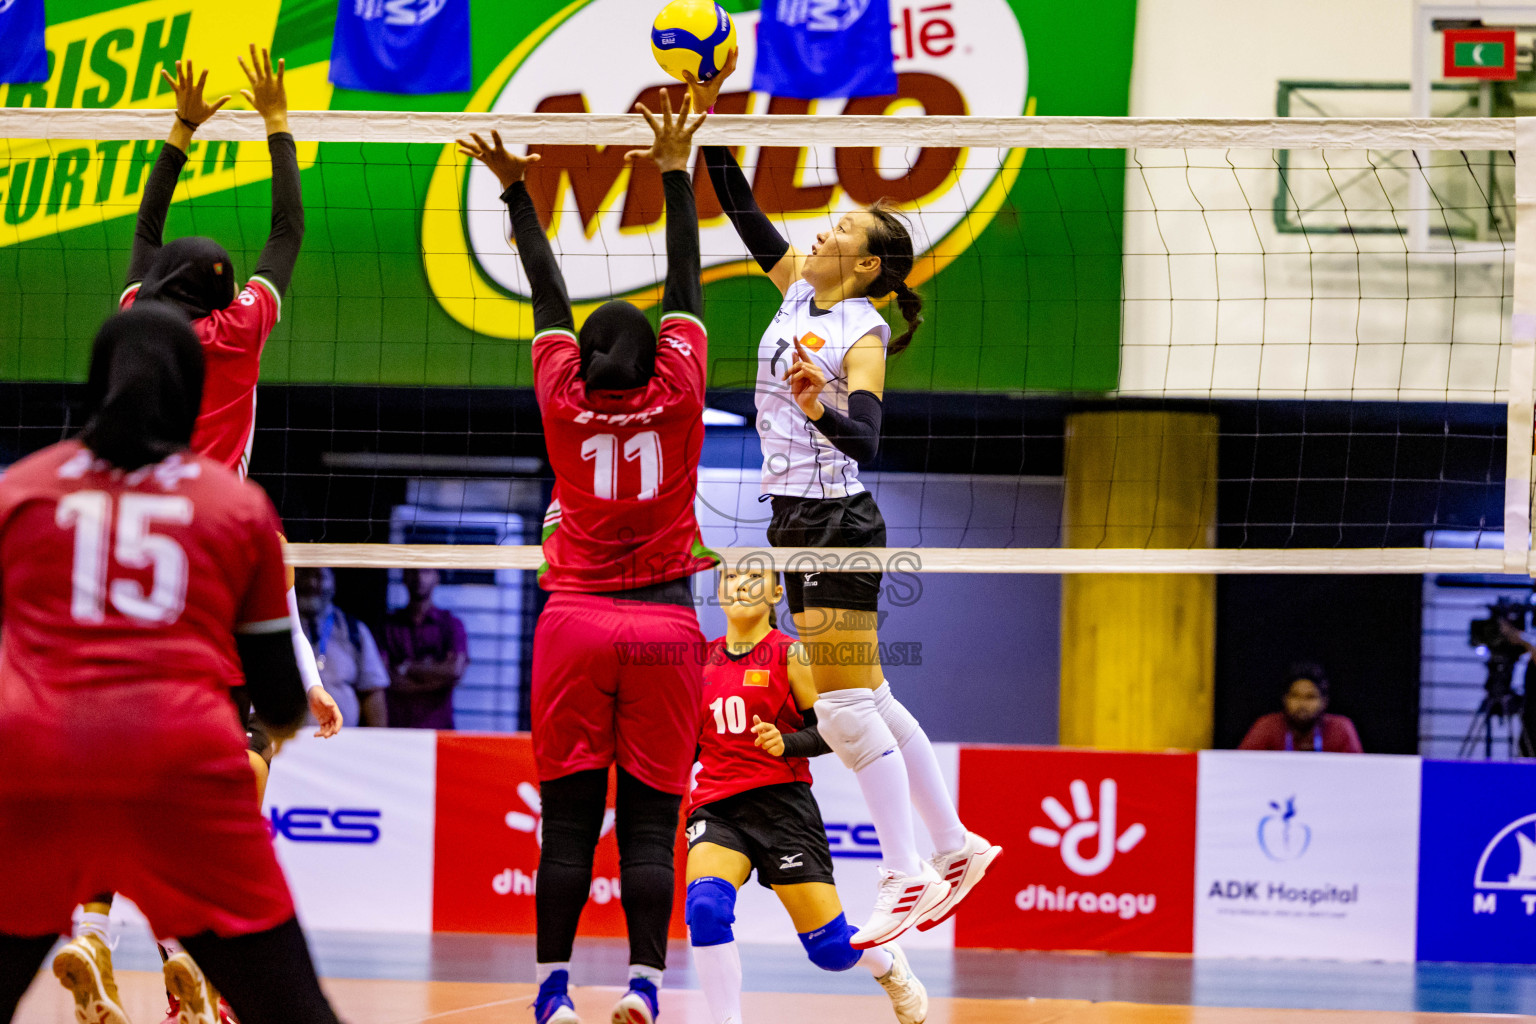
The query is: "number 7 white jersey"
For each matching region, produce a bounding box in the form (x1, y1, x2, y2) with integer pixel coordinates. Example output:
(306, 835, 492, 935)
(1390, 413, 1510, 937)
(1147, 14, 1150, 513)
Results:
(756, 279, 890, 499)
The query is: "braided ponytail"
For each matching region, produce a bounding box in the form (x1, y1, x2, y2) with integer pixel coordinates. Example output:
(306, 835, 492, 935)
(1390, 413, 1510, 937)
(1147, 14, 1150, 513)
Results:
(862, 199, 923, 356)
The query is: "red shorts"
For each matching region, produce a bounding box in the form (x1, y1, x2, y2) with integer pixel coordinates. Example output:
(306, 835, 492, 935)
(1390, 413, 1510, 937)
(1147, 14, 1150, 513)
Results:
(532, 591, 705, 795)
(0, 793, 294, 939)
(0, 683, 295, 939)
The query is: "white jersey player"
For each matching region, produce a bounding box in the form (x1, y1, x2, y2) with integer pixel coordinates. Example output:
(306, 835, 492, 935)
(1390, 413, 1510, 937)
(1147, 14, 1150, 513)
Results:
(688, 52, 1002, 951)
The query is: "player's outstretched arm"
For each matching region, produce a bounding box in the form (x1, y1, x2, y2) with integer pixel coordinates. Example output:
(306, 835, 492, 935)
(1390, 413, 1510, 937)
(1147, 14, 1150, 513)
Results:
(241, 45, 305, 298)
(457, 131, 574, 334)
(625, 91, 706, 318)
(126, 59, 230, 288)
(685, 49, 800, 294)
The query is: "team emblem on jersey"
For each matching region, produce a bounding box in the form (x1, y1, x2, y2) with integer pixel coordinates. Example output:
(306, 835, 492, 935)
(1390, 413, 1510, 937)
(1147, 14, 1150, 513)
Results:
(743, 669, 770, 687)
(799, 332, 828, 352)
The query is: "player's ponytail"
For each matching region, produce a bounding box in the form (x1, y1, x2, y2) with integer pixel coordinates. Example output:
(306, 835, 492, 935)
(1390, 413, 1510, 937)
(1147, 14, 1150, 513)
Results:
(862, 198, 923, 356)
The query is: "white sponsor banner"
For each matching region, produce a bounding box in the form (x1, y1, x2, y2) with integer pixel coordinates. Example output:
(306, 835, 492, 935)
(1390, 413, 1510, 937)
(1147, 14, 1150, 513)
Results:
(262, 730, 436, 933)
(730, 742, 959, 949)
(1193, 751, 1421, 961)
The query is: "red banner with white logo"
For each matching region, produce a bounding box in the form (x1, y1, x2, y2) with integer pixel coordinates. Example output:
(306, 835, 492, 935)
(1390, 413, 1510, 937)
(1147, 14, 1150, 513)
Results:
(955, 748, 1197, 953)
(432, 734, 686, 936)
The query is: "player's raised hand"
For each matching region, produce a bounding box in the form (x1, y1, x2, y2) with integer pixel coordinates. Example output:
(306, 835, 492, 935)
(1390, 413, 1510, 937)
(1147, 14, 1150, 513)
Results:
(626, 90, 706, 175)
(309, 685, 343, 738)
(784, 337, 829, 419)
(457, 130, 540, 192)
(238, 44, 288, 133)
(682, 46, 738, 113)
(160, 59, 231, 128)
(752, 715, 785, 757)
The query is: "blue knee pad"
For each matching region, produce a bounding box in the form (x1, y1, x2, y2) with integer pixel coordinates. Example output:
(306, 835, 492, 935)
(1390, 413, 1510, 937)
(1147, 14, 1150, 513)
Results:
(799, 914, 861, 972)
(685, 877, 737, 947)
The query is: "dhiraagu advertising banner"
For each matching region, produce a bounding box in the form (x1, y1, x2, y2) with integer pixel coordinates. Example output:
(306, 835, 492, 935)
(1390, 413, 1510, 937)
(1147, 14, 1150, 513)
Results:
(1, 0, 1136, 391)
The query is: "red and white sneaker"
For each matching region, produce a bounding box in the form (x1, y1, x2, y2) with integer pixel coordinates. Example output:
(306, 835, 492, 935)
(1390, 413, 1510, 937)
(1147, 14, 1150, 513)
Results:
(916, 831, 1002, 931)
(850, 864, 950, 949)
(50, 933, 130, 1024)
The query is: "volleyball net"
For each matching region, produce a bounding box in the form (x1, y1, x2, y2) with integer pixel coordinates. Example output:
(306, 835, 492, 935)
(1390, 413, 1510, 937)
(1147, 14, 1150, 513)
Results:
(0, 109, 1528, 576)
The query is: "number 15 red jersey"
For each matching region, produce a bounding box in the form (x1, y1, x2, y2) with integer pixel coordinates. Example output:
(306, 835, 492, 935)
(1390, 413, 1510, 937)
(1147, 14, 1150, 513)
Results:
(0, 440, 292, 800)
(534, 312, 719, 592)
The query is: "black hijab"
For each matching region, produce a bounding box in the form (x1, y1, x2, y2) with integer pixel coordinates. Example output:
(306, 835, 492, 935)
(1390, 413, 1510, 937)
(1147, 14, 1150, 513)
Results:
(580, 299, 656, 392)
(136, 236, 237, 320)
(78, 305, 205, 471)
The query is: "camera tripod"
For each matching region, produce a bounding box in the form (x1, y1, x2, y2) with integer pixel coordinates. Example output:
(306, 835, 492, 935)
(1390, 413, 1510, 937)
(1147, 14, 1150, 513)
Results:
(1458, 688, 1534, 759)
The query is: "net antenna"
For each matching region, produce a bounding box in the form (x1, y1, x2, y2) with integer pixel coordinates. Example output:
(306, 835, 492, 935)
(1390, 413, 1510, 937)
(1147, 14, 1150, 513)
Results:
(0, 108, 1531, 576)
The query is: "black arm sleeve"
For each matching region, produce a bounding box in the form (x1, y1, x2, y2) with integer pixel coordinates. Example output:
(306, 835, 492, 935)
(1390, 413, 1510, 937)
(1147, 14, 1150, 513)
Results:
(235, 631, 307, 738)
(503, 181, 575, 334)
(252, 133, 305, 297)
(780, 707, 833, 759)
(811, 389, 882, 464)
(702, 146, 789, 275)
(661, 169, 702, 318)
(126, 143, 187, 286)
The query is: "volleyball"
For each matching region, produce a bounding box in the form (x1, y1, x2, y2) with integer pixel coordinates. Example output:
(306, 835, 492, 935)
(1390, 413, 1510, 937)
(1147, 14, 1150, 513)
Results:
(650, 0, 736, 83)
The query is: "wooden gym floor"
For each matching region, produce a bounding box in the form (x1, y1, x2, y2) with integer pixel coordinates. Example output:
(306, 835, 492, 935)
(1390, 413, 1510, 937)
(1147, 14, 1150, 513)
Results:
(11, 932, 1536, 1022)
(13, 970, 1535, 1024)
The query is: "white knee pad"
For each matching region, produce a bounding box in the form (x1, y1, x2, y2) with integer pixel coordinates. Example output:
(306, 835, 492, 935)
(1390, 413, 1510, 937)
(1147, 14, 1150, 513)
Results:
(872, 681, 921, 748)
(815, 689, 899, 772)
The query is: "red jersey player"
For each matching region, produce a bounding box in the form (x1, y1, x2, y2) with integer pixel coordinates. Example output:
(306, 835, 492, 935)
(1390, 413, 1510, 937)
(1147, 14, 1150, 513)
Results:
(684, 567, 927, 1024)
(59, 49, 337, 1024)
(114, 49, 337, 753)
(0, 305, 341, 1024)
(458, 94, 714, 1024)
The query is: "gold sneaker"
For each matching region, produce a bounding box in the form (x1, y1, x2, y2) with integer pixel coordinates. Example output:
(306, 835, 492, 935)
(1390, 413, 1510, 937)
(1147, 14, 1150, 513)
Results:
(162, 952, 221, 1024)
(51, 932, 131, 1024)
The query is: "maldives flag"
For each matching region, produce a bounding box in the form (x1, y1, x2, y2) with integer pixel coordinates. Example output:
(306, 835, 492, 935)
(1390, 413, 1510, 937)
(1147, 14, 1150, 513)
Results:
(754, 0, 897, 100)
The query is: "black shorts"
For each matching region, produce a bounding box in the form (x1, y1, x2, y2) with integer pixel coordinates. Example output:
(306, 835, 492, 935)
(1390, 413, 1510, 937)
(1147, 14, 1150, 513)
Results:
(766, 492, 885, 614)
(231, 686, 275, 761)
(687, 782, 837, 889)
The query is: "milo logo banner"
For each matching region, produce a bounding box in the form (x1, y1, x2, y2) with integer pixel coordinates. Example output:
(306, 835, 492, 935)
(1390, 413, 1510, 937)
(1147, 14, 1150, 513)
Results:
(1, 0, 1136, 392)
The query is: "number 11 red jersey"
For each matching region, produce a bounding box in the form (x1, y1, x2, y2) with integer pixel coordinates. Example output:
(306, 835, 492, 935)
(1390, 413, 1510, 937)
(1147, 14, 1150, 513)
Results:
(533, 312, 719, 592)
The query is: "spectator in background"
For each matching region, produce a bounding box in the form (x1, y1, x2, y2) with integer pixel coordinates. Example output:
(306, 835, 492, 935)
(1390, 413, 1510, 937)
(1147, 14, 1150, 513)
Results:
(294, 567, 389, 728)
(382, 568, 469, 729)
(1239, 662, 1363, 753)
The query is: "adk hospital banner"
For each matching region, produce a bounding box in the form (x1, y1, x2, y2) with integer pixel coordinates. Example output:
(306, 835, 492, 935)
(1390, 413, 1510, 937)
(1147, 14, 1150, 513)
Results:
(0, 0, 1137, 393)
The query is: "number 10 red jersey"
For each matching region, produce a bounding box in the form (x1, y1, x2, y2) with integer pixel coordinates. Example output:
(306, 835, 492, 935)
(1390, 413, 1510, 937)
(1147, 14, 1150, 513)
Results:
(534, 313, 719, 592)
(690, 630, 814, 814)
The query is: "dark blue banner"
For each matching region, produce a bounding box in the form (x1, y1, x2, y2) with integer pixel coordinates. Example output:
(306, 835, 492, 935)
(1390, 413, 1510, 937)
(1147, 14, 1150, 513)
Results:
(753, 0, 897, 100)
(330, 0, 471, 95)
(0, 0, 48, 84)
(1417, 759, 1536, 963)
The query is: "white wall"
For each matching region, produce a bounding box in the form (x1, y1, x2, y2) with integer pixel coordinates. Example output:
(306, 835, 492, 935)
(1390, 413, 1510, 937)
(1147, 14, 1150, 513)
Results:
(1130, 0, 1417, 118)
(1117, 0, 1515, 401)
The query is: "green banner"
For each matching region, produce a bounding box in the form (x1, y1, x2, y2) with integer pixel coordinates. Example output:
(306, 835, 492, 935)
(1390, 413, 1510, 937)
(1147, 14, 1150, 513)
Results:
(1, 0, 1136, 392)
